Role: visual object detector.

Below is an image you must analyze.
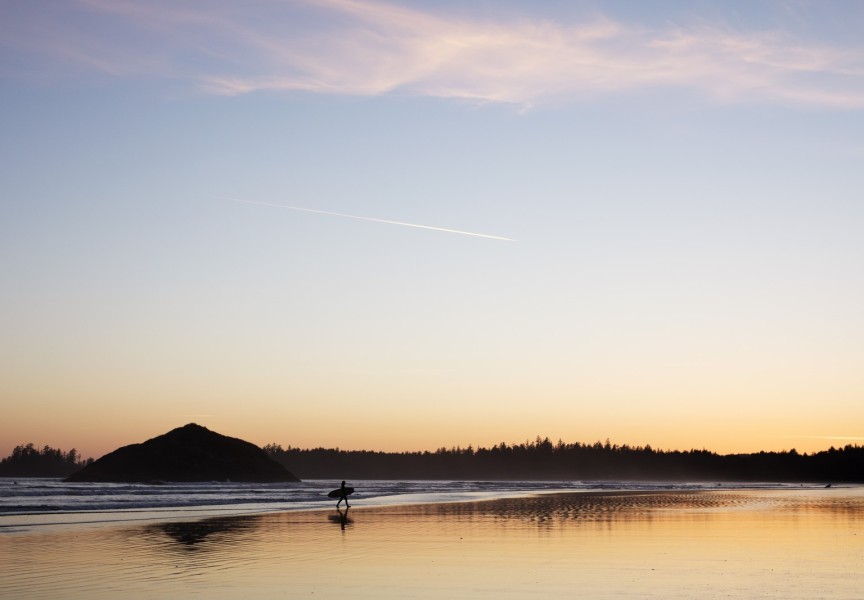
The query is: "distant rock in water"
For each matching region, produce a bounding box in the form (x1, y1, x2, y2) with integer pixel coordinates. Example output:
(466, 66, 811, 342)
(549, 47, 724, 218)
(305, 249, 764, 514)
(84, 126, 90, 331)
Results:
(65, 424, 300, 483)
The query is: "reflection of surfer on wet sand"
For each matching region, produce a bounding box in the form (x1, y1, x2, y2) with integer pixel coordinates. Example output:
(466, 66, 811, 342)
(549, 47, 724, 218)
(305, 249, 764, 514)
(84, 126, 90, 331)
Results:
(329, 506, 353, 530)
(327, 480, 355, 508)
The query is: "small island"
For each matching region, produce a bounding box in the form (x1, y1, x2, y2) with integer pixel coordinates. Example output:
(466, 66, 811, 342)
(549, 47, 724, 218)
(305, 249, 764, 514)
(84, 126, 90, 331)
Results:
(65, 423, 300, 483)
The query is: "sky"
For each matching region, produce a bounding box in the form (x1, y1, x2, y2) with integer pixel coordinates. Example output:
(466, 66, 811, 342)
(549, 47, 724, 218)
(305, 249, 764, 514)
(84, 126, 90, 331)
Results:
(2, 0, 863, 459)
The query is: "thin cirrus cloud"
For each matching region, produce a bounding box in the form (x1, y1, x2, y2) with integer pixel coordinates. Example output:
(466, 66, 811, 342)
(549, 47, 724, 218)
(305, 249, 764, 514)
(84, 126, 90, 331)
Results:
(6, 0, 864, 108)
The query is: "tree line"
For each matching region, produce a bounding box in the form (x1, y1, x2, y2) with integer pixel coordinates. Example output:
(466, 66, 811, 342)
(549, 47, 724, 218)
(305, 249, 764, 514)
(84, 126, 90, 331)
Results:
(4, 437, 861, 481)
(0, 443, 93, 477)
(263, 437, 864, 482)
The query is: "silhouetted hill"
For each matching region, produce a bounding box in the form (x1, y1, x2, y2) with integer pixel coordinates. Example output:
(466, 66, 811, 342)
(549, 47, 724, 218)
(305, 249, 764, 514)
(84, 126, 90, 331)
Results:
(66, 424, 299, 483)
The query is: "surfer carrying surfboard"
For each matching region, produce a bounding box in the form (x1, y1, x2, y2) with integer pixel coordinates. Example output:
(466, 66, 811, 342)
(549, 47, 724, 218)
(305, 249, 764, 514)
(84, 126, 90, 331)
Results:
(328, 480, 354, 508)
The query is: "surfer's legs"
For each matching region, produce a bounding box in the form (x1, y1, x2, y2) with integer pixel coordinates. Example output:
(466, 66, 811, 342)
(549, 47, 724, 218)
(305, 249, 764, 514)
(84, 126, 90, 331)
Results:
(336, 497, 343, 508)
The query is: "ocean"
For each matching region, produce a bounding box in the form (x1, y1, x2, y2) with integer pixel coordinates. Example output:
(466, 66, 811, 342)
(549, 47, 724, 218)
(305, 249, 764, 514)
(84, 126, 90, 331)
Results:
(0, 477, 830, 531)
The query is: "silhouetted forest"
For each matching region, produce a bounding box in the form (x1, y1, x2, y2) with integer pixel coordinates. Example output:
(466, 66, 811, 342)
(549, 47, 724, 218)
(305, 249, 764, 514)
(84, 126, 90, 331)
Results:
(5, 437, 862, 482)
(0, 443, 93, 477)
(264, 437, 864, 482)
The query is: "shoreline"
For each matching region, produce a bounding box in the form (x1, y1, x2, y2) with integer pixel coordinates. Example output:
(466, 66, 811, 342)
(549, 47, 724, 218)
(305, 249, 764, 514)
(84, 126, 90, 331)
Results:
(3, 483, 859, 535)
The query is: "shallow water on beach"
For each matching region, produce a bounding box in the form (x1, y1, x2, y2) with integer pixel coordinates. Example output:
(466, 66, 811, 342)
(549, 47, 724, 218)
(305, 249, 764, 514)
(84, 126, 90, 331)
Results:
(0, 478, 803, 517)
(1, 489, 862, 599)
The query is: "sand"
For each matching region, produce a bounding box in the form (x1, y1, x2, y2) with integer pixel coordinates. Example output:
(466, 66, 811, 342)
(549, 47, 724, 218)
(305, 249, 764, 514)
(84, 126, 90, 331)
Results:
(1, 488, 862, 599)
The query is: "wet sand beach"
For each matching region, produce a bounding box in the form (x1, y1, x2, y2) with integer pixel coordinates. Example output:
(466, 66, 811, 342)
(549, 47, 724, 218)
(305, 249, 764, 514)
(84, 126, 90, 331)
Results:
(2, 489, 862, 599)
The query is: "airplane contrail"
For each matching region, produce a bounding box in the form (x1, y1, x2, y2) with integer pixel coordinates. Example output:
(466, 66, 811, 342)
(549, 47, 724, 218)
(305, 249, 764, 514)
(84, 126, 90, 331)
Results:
(777, 435, 864, 441)
(222, 197, 516, 242)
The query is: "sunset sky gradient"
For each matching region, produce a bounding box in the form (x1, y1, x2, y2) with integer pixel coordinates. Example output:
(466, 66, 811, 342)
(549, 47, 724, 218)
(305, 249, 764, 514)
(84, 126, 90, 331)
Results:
(2, 0, 863, 459)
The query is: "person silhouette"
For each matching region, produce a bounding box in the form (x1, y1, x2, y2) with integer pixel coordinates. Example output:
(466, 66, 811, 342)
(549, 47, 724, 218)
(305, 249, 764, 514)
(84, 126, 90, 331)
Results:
(327, 480, 355, 507)
(337, 480, 350, 508)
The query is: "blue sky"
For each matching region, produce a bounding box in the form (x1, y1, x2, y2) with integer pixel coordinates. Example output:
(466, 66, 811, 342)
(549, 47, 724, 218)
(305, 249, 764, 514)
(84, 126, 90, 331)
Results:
(2, 0, 863, 457)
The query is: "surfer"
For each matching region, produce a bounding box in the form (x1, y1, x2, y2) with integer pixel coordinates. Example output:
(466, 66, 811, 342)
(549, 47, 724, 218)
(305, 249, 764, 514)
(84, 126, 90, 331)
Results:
(327, 480, 354, 508)
(337, 480, 350, 508)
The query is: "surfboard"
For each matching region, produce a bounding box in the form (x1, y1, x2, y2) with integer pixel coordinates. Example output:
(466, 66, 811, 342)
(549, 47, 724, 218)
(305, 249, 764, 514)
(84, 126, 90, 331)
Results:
(327, 486, 354, 498)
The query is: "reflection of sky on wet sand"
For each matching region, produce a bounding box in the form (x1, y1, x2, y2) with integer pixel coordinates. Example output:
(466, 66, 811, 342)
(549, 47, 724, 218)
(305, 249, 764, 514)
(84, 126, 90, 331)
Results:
(1, 490, 862, 599)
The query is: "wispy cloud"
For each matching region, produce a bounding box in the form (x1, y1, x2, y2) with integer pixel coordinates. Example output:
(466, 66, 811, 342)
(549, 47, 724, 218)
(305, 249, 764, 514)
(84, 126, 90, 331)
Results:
(4, 0, 864, 108)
